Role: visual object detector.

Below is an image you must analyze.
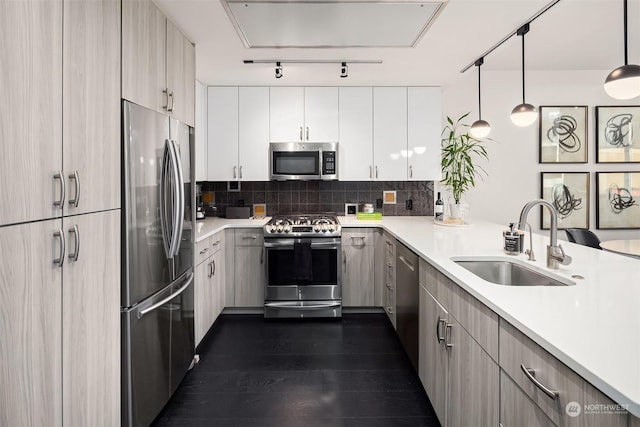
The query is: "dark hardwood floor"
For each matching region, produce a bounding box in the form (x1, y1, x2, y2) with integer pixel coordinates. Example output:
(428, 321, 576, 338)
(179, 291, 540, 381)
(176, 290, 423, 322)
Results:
(152, 313, 440, 426)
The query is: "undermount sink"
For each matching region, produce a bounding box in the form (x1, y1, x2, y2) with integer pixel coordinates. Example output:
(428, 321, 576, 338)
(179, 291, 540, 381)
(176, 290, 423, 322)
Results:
(451, 257, 575, 287)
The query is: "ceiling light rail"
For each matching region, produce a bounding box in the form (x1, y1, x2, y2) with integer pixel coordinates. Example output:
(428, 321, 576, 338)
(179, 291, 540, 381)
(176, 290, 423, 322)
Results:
(244, 59, 382, 78)
(459, 0, 561, 74)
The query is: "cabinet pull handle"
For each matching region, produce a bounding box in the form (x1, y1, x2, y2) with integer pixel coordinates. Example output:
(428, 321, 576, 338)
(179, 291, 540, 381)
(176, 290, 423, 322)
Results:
(305, 126, 309, 140)
(239, 165, 243, 179)
(233, 166, 237, 179)
(386, 306, 393, 314)
(343, 250, 346, 270)
(212, 240, 221, 246)
(369, 165, 372, 179)
(385, 283, 393, 290)
(167, 91, 175, 112)
(299, 127, 303, 141)
(53, 171, 66, 208)
(520, 365, 559, 400)
(200, 247, 209, 255)
(260, 248, 264, 264)
(409, 165, 413, 178)
(68, 171, 80, 207)
(242, 235, 257, 240)
(375, 166, 379, 179)
(163, 88, 170, 110)
(208, 261, 213, 278)
(211, 259, 216, 276)
(398, 255, 415, 271)
(68, 224, 80, 262)
(53, 228, 66, 267)
(436, 316, 446, 343)
(445, 323, 453, 349)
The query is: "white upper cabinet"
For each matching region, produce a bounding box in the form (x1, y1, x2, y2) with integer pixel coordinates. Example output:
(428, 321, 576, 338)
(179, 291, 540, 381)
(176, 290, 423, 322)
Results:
(207, 87, 239, 181)
(238, 87, 270, 181)
(373, 87, 408, 181)
(408, 87, 441, 181)
(270, 87, 338, 142)
(339, 87, 374, 181)
(195, 80, 208, 181)
(207, 87, 270, 181)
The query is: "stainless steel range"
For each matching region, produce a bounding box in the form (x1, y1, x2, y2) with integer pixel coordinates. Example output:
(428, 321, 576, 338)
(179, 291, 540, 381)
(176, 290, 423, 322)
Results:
(263, 214, 342, 318)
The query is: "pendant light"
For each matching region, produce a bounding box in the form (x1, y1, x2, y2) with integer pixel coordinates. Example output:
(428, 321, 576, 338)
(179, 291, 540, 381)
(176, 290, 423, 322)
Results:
(470, 58, 491, 138)
(510, 23, 537, 127)
(604, 0, 640, 99)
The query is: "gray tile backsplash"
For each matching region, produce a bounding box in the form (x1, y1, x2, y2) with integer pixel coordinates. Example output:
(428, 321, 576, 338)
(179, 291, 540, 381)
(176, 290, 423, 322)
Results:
(200, 181, 434, 217)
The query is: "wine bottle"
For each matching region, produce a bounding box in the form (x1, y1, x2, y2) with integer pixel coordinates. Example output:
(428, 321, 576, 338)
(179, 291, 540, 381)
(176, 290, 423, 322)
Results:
(435, 192, 444, 221)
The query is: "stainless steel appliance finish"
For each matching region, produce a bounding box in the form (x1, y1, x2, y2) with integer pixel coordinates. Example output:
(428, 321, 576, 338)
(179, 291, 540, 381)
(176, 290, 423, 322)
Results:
(396, 242, 419, 371)
(264, 214, 342, 318)
(121, 100, 195, 427)
(269, 142, 338, 181)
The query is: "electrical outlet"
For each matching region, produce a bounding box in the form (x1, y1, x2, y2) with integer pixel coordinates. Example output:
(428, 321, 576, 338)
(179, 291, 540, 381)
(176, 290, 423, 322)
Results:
(406, 199, 413, 210)
(376, 198, 383, 208)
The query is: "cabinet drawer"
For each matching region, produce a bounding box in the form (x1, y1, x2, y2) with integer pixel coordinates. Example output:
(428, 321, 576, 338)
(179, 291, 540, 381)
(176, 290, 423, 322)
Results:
(499, 320, 628, 427)
(234, 228, 264, 246)
(209, 231, 224, 255)
(196, 238, 210, 265)
(342, 228, 376, 246)
(500, 370, 555, 427)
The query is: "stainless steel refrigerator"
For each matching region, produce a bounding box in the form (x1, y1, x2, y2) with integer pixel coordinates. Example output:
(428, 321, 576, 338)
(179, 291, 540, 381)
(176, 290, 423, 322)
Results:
(121, 100, 195, 427)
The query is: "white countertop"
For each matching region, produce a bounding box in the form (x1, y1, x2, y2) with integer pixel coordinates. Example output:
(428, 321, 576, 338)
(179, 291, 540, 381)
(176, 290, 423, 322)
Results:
(195, 215, 640, 416)
(339, 216, 640, 417)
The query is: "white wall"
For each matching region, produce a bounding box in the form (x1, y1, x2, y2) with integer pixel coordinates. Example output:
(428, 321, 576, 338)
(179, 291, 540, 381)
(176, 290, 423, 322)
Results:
(442, 69, 640, 242)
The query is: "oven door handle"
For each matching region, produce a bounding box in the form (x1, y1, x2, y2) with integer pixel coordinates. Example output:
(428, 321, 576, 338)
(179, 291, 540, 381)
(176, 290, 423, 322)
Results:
(264, 241, 341, 249)
(264, 302, 341, 310)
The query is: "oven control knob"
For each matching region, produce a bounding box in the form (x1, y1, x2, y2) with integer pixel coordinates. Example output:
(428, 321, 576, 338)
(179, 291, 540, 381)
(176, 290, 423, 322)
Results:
(276, 224, 283, 233)
(284, 224, 291, 233)
(322, 224, 328, 232)
(327, 224, 335, 232)
(314, 224, 321, 232)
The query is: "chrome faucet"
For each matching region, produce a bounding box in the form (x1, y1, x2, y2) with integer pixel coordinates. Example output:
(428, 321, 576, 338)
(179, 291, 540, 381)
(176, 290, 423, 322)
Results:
(517, 199, 572, 269)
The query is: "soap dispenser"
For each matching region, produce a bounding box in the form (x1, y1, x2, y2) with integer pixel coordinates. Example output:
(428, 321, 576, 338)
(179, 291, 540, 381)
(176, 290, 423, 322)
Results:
(503, 223, 524, 255)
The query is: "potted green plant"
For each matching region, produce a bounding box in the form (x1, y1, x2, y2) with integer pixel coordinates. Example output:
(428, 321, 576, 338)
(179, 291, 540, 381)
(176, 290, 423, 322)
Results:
(440, 112, 489, 222)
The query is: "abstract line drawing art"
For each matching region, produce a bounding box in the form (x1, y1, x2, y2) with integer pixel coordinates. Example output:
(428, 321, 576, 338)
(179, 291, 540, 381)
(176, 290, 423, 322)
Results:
(540, 172, 589, 229)
(597, 172, 640, 229)
(539, 106, 587, 163)
(596, 106, 640, 163)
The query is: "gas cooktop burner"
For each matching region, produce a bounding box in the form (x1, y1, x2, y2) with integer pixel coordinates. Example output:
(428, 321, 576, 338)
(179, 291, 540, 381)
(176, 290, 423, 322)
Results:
(264, 214, 341, 237)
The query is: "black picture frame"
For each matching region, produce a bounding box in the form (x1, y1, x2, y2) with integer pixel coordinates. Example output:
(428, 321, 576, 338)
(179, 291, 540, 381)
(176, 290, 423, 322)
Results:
(539, 106, 588, 163)
(595, 106, 640, 163)
(540, 172, 590, 230)
(596, 172, 640, 229)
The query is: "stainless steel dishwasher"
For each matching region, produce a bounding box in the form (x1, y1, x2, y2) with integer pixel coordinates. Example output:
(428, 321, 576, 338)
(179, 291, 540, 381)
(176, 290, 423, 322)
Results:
(396, 242, 419, 371)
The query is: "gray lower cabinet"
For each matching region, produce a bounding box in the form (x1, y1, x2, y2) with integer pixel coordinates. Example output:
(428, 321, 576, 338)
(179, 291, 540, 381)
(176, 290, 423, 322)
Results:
(195, 232, 225, 346)
(500, 371, 555, 427)
(499, 319, 628, 427)
(342, 228, 376, 306)
(233, 229, 265, 307)
(418, 260, 499, 427)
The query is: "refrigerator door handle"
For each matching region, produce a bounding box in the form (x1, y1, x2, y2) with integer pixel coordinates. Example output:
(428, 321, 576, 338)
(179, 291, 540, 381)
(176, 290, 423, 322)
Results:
(137, 272, 194, 319)
(168, 139, 185, 258)
(159, 141, 172, 259)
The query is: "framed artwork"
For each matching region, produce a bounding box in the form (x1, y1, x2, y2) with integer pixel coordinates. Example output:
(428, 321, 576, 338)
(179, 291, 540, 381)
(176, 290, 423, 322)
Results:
(595, 106, 640, 163)
(596, 172, 640, 229)
(539, 106, 588, 163)
(540, 172, 589, 229)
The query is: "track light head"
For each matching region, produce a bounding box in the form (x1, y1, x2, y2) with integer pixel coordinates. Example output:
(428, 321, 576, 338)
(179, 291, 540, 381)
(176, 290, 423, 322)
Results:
(275, 62, 283, 79)
(340, 62, 348, 78)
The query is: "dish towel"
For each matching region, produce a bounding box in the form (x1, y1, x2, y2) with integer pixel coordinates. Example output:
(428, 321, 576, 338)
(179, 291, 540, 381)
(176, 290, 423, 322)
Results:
(292, 241, 313, 281)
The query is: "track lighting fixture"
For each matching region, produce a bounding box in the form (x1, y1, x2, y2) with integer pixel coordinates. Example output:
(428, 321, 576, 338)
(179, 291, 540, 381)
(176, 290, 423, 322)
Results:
(340, 62, 348, 78)
(510, 24, 537, 127)
(470, 58, 491, 138)
(604, 0, 640, 99)
(275, 62, 283, 79)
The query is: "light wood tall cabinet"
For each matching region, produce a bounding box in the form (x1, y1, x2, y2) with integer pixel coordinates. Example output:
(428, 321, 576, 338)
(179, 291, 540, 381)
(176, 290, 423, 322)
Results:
(341, 228, 376, 306)
(122, 0, 195, 126)
(62, 210, 121, 427)
(233, 229, 266, 307)
(0, 220, 63, 426)
(270, 87, 339, 142)
(0, 0, 62, 227)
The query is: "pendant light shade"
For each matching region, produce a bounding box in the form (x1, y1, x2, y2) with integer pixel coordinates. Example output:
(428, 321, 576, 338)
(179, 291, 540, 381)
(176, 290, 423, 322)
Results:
(510, 103, 538, 127)
(510, 23, 537, 127)
(604, 0, 640, 99)
(470, 58, 491, 138)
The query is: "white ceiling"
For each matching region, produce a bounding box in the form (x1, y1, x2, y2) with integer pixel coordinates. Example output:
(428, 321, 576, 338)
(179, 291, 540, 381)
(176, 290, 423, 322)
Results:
(154, 0, 639, 88)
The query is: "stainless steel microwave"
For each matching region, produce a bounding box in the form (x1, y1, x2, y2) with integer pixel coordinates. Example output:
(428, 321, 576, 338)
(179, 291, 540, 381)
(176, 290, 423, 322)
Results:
(269, 142, 338, 181)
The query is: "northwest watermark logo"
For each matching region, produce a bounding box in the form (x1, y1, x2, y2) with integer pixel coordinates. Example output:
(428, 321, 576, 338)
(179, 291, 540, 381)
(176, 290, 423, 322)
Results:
(566, 402, 581, 417)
